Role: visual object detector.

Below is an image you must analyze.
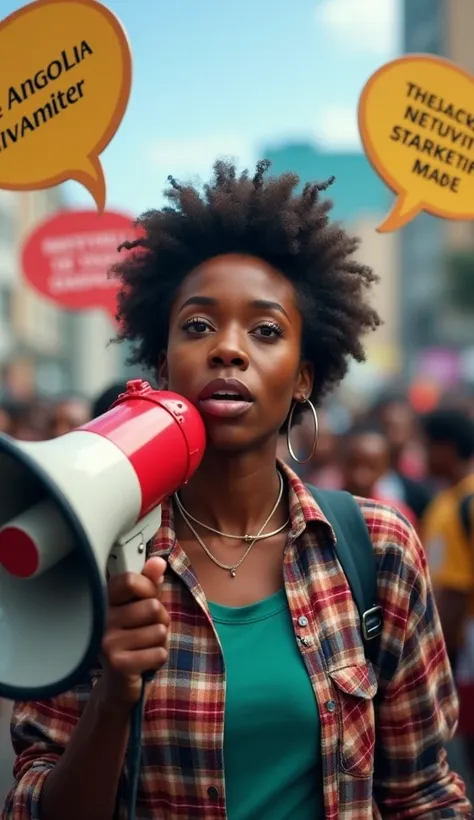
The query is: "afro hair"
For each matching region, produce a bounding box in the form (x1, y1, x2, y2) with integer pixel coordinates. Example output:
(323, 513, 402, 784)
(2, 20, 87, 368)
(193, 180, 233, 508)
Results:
(110, 158, 381, 417)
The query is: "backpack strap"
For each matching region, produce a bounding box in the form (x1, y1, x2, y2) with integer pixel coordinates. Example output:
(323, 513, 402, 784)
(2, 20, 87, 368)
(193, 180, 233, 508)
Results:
(307, 486, 383, 666)
(460, 493, 474, 541)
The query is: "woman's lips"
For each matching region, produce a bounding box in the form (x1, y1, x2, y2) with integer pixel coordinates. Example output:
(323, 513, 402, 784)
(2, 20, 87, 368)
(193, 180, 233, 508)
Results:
(197, 398, 253, 418)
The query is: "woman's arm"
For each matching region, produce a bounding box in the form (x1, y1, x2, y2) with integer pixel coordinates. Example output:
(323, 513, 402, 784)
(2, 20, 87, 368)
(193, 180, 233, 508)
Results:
(39, 679, 130, 820)
(1, 680, 130, 820)
(372, 519, 472, 817)
(1, 557, 169, 820)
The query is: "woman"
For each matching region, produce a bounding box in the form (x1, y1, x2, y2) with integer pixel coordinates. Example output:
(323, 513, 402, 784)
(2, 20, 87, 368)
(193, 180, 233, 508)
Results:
(2, 160, 470, 820)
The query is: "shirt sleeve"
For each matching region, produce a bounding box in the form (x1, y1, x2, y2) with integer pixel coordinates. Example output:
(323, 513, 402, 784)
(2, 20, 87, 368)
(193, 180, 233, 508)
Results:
(369, 511, 472, 817)
(392, 498, 418, 529)
(1, 690, 83, 820)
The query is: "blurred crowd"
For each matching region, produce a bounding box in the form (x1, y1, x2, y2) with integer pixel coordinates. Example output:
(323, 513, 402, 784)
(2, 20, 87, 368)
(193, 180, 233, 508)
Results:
(0, 383, 126, 442)
(1, 381, 474, 789)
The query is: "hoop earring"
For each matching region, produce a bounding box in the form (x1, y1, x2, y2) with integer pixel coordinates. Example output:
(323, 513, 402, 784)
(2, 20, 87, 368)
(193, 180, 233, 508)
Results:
(286, 398, 319, 465)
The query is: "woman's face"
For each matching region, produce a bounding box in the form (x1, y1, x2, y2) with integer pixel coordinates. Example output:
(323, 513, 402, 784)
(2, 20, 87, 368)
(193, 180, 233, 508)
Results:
(162, 254, 313, 453)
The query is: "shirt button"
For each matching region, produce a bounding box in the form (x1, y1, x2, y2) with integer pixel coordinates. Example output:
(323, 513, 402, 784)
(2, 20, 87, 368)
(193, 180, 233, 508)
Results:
(326, 699, 336, 713)
(298, 616, 309, 627)
(207, 786, 219, 801)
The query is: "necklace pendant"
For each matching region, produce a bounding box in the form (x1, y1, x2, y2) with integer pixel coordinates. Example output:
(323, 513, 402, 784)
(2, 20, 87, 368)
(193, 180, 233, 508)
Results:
(230, 567, 236, 578)
(243, 534, 253, 544)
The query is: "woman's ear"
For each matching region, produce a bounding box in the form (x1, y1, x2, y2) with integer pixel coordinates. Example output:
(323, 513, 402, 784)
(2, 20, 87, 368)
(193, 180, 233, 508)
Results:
(157, 352, 169, 389)
(293, 360, 314, 402)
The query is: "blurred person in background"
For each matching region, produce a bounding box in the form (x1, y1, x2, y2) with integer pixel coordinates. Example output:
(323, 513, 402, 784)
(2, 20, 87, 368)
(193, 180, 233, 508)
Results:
(339, 423, 417, 527)
(7, 398, 53, 441)
(420, 408, 474, 781)
(47, 395, 90, 439)
(370, 392, 433, 520)
(91, 382, 128, 420)
(439, 387, 474, 420)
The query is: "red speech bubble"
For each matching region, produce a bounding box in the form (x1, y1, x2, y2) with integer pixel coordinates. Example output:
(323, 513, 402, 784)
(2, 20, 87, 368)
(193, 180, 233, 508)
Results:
(21, 209, 138, 321)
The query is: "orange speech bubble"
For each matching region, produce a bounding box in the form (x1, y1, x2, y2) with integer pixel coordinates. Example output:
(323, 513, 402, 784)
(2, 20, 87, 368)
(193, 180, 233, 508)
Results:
(358, 54, 474, 232)
(0, 0, 132, 212)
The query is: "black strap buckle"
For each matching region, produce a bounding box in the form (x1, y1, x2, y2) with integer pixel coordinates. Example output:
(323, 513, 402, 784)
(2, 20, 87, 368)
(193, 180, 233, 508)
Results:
(362, 606, 383, 642)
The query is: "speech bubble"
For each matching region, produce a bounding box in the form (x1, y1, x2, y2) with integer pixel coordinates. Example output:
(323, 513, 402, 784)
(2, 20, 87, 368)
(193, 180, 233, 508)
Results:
(358, 54, 474, 232)
(0, 0, 132, 212)
(21, 209, 138, 321)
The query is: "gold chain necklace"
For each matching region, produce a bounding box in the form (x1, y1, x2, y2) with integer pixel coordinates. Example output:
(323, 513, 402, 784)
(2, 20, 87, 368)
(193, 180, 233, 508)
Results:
(174, 472, 286, 577)
(174, 472, 288, 543)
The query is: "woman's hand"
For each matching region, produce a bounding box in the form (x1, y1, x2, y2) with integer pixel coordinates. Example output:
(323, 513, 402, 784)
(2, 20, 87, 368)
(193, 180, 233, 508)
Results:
(99, 556, 169, 711)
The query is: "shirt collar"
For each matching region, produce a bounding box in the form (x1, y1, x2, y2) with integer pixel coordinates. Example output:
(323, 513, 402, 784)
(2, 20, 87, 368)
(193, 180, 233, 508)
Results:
(279, 458, 334, 537)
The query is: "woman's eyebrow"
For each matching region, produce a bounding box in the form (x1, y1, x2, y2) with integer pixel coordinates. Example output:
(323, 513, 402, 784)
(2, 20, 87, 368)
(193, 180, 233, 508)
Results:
(178, 296, 290, 321)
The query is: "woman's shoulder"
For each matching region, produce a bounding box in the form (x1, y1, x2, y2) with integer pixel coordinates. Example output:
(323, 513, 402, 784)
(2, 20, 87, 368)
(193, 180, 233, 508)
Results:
(355, 496, 427, 580)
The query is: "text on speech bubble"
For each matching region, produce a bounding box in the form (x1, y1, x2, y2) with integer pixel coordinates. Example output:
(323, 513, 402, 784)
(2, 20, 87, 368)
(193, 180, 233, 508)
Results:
(0, 0, 132, 212)
(358, 54, 474, 232)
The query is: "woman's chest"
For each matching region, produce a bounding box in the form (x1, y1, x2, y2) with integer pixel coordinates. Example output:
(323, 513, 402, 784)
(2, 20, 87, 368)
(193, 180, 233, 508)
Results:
(134, 575, 377, 815)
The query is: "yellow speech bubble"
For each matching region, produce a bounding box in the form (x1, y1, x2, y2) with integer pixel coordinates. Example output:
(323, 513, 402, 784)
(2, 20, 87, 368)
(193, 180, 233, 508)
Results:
(358, 54, 474, 232)
(0, 0, 131, 212)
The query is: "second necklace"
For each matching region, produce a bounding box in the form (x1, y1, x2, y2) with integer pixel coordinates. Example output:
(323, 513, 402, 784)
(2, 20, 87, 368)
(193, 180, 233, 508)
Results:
(174, 471, 287, 577)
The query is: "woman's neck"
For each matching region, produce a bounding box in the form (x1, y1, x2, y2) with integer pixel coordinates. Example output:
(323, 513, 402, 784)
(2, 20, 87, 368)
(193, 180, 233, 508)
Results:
(175, 445, 285, 537)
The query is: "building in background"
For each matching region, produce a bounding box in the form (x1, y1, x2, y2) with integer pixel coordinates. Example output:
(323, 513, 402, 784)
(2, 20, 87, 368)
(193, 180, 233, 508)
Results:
(0, 187, 75, 400)
(346, 214, 400, 395)
(72, 309, 124, 401)
(0, 187, 127, 403)
(263, 142, 391, 223)
(262, 142, 401, 401)
(402, 0, 474, 388)
(0, 192, 16, 380)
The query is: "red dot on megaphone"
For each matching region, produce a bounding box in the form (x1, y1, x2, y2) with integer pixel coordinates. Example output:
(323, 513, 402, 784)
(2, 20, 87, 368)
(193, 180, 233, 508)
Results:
(0, 526, 39, 578)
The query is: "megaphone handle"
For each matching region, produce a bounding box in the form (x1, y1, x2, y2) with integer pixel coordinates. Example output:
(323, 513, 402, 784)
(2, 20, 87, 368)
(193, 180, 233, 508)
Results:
(109, 540, 158, 681)
(107, 538, 147, 576)
(108, 507, 163, 577)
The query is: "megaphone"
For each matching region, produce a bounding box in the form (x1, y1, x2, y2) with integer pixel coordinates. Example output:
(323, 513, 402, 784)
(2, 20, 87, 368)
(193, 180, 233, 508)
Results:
(0, 379, 206, 702)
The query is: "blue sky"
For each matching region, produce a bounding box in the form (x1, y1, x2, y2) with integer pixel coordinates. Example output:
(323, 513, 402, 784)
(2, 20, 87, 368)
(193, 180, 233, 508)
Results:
(1, 0, 401, 216)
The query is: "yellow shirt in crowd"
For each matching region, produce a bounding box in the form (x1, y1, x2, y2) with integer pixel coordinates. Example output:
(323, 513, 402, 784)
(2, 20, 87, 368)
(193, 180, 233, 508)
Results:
(422, 475, 474, 676)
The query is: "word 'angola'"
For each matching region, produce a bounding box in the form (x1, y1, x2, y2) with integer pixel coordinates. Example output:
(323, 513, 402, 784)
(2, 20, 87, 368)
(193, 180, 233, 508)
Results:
(7, 41, 93, 107)
(0, 81, 85, 152)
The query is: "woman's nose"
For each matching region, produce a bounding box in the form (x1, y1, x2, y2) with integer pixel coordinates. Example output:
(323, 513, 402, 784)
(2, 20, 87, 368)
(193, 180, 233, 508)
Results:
(207, 333, 249, 370)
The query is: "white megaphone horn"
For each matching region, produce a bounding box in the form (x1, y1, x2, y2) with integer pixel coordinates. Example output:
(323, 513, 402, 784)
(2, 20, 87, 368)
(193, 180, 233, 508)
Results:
(0, 379, 206, 701)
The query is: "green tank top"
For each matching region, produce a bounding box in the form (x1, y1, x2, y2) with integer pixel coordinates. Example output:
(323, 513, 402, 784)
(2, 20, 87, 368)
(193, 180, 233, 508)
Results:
(208, 588, 324, 820)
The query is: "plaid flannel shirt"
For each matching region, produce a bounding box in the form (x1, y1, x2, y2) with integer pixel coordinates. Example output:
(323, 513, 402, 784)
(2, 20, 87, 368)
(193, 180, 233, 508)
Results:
(2, 462, 472, 819)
